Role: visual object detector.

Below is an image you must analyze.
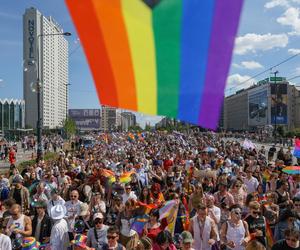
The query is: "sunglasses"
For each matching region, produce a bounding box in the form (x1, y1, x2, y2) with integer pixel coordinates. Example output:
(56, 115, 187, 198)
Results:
(294, 204, 300, 207)
(234, 211, 242, 215)
(94, 220, 103, 225)
(252, 211, 260, 215)
(70, 196, 78, 198)
(107, 235, 117, 240)
(126, 188, 131, 190)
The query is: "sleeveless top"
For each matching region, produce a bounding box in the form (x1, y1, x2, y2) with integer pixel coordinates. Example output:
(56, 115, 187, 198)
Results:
(192, 215, 213, 250)
(7, 214, 25, 240)
(226, 221, 246, 250)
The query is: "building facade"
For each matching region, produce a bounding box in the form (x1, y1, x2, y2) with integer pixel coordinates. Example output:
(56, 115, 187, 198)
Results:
(121, 112, 137, 131)
(23, 7, 69, 129)
(0, 99, 25, 133)
(69, 109, 101, 131)
(101, 106, 121, 131)
(224, 77, 300, 131)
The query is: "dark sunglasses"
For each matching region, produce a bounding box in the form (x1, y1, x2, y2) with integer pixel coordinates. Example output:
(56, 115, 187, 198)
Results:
(107, 235, 117, 240)
(252, 211, 260, 215)
(70, 195, 77, 198)
(94, 220, 103, 224)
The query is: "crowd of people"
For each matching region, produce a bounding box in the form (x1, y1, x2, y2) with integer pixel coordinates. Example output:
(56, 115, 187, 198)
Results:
(0, 131, 299, 250)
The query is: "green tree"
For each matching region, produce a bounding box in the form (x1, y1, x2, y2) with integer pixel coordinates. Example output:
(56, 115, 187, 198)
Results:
(63, 117, 77, 139)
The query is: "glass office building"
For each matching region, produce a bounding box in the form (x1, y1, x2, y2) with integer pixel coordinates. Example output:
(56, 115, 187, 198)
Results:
(0, 99, 25, 133)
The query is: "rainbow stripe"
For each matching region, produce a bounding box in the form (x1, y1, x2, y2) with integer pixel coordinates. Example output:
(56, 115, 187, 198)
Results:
(294, 138, 300, 158)
(66, 0, 244, 129)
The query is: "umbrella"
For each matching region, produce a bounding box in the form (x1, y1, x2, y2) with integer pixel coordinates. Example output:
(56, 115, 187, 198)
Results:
(282, 166, 300, 175)
(204, 147, 217, 153)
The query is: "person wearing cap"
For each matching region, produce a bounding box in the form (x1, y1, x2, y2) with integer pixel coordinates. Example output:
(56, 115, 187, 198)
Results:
(181, 231, 195, 250)
(121, 183, 137, 205)
(49, 204, 69, 250)
(32, 201, 52, 244)
(87, 212, 109, 249)
(74, 203, 92, 234)
(9, 175, 30, 214)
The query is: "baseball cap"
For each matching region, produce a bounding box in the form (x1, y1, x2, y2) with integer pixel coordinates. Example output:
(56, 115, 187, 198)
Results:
(181, 231, 193, 244)
(93, 212, 104, 220)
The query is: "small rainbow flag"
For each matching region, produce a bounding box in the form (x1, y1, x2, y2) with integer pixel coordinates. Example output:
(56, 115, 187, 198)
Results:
(65, 0, 244, 129)
(108, 171, 135, 184)
(131, 214, 150, 235)
(266, 222, 274, 249)
(294, 138, 300, 158)
(159, 199, 179, 235)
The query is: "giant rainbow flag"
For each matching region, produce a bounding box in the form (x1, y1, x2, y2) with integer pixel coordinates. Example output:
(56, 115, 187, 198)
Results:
(66, 0, 244, 129)
(294, 138, 300, 158)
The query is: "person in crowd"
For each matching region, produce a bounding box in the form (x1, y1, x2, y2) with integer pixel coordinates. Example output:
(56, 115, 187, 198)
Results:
(139, 186, 153, 205)
(102, 226, 126, 250)
(122, 183, 137, 205)
(244, 201, 267, 247)
(0, 219, 12, 250)
(5, 204, 32, 244)
(276, 180, 293, 210)
(49, 204, 69, 250)
(244, 167, 259, 194)
(271, 228, 300, 250)
(189, 203, 218, 250)
(152, 230, 176, 250)
(31, 201, 52, 244)
(220, 204, 250, 250)
(180, 230, 195, 250)
(47, 189, 66, 216)
(87, 212, 109, 249)
(144, 209, 167, 242)
(65, 189, 83, 235)
(9, 175, 30, 214)
(274, 209, 300, 241)
(89, 192, 106, 216)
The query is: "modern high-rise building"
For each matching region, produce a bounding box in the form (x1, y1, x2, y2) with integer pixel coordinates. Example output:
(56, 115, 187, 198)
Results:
(23, 7, 69, 129)
(101, 106, 121, 131)
(223, 77, 300, 131)
(121, 112, 137, 131)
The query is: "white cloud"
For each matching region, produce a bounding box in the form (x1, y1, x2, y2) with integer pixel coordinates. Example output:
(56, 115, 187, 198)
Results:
(232, 63, 242, 69)
(288, 48, 300, 54)
(241, 61, 264, 69)
(234, 33, 289, 55)
(293, 66, 300, 75)
(277, 7, 300, 35)
(226, 74, 252, 88)
(264, 0, 290, 9)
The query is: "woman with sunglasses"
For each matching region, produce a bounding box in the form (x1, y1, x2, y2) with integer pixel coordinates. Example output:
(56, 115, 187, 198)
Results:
(220, 205, 250, 250)
(87, 212, 109, 250)
(229, 179, 247, 207)
(244, 201, 267, 247)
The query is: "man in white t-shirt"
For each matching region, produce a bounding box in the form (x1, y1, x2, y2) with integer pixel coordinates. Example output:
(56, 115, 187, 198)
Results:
(244, 167, 259, 194)
(121, 184, 137, 205)
(64, 190, 82, 232)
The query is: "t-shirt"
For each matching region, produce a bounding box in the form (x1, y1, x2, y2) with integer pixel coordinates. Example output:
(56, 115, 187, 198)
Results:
(0, 234, 12, 250)
(245, 215, 266, 246)
(13, 187, 22, 205)
(272, 239, 300, 250)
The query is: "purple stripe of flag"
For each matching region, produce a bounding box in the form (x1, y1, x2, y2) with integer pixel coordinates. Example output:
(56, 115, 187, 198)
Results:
(198, 0, 244, 129)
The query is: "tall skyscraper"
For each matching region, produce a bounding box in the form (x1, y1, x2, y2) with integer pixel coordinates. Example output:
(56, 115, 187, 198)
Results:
(23, 7, 69, 129)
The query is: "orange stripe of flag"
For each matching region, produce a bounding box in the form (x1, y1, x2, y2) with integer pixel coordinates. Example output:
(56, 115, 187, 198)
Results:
(91, 0, 137, 110)
(65, 0, 118, 107)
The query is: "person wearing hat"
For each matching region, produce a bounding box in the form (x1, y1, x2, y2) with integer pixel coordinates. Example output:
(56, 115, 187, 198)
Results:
(74, 203, 92, 234)
(32, 201, 52, 244)
(49, 204, 69, 250)
(181, 231, 195, 250)
(9, 175, 30, 214)
(21, 237, 40, 250)
(121, 183, 137, 205)
(72, 234, 95, 250)
(87, 212, 109, 249)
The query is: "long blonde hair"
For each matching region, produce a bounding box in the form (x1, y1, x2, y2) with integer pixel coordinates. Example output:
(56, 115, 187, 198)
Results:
(245, 240, 266, 250)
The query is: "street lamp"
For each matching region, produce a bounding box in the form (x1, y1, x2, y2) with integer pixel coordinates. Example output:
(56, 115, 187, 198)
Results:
(273, 70, 279, 144)
(35, 31, 71, 161)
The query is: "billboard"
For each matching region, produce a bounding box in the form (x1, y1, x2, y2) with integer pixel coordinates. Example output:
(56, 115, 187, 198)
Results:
(69, 109, 101, 130)
(248, 90, 268, 126)
(270, 84, 287, 124)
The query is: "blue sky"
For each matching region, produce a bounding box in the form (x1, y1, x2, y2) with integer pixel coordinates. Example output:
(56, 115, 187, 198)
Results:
(0, 0, 300, 126)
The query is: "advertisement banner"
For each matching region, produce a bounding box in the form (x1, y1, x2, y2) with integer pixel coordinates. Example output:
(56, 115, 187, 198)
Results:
(69, 109, 101, 129)
(270, 84, 287, 124)
(248, 90, 268, 126)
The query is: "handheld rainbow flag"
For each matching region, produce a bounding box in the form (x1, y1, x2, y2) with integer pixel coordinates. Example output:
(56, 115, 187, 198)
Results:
(294, 138, 300, 158)
(131, 214, 150, 235)
(159, 199, 179, 235)
(65, 0, 244, 129)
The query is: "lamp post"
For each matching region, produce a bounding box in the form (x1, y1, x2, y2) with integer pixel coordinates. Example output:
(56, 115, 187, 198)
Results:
(35, 32, 71, 161)
(273, 70, 279, 144)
